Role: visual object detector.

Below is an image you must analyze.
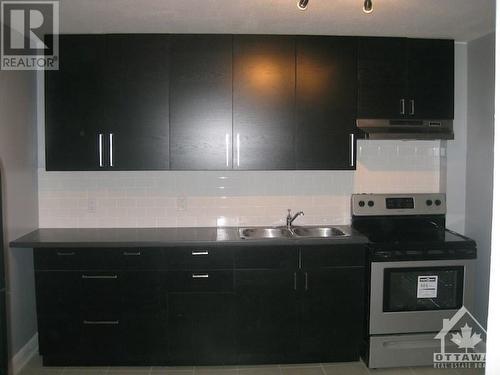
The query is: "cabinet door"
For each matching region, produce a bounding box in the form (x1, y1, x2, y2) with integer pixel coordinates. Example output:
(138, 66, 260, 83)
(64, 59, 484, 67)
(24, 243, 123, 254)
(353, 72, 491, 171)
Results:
(120, 271, 167, 362)
(170, 35, 233, 170)
(104, 35, 170, 170)
(300, 267, 365, 362)
(357, 37, 408, 119)
(167, 293, 237, 365)
(45, 35, 106, 171)
(235, 270, 299, 363)
(296, 36, 357, 170)
(233, 36, 296, 170)
(407, 39, 454, 119)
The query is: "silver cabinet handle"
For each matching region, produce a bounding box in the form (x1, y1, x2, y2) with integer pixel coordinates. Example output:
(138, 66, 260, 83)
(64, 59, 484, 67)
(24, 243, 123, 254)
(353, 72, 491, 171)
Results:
(83, 320, 119, 325)
(123, 251, 141, 256)
(109, 133, 114, 167)
(57, 251, 75, 256)
(192, 251, 209, 256)
(410, 99, 415, 115)
(98, 133, 104, 167)
(305, 272, 309, 291)
(350, 133, 355, 167)
(225, 133, 230, 167)
(400, 99, 405, 115)
(81, 275, 118, 279)
(236, 133, 241, 167)
(192, 273, 209, 279)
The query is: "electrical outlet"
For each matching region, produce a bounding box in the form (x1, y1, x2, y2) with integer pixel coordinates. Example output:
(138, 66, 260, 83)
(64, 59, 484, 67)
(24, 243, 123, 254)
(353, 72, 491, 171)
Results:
(88, 198, 97, 213)
(176, 197, 187, 211)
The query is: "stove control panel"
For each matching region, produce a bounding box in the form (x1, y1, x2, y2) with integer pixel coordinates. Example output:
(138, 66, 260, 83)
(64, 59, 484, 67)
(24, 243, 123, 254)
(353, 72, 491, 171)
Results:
(352, 193, 446, 216)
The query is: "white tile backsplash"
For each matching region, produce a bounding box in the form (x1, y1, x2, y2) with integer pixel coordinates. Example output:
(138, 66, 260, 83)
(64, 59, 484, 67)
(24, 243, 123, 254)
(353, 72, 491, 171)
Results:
(38, 140, 442, 228)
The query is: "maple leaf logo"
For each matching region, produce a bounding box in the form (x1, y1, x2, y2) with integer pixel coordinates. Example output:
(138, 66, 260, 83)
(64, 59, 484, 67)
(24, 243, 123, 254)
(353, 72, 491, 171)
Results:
(450, 324, 482, 353)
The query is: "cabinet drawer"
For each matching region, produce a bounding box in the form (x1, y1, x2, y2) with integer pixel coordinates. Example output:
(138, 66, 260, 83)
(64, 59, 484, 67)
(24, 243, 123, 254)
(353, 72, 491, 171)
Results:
(165, 247, 233, 270)
(234, 246, 298, 269)
(167, 270, 233, 292)
(34, 248, 164, 270)
(300, 245, 366, 268)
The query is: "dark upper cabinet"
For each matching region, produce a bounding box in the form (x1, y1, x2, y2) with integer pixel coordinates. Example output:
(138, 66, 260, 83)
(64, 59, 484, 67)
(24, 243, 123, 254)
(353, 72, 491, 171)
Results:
(358, 37, 454, 119)
(407, 39, 454, 119)
(233, 36, 296, 170)
(357, 37, 408, 119)
(169, 35, 233, 170)
(45, 35, 106, 171)
(296, 36, 358, 170)
(104, 35, 170, 170)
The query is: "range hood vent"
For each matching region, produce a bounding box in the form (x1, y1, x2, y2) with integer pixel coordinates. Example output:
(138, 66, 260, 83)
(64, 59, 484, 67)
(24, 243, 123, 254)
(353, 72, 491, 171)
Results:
(356, 119, 454, 140)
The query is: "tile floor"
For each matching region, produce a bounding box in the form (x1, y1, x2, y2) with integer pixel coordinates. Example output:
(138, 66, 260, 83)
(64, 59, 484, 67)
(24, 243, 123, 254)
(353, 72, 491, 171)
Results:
(18, 355, 486, 375)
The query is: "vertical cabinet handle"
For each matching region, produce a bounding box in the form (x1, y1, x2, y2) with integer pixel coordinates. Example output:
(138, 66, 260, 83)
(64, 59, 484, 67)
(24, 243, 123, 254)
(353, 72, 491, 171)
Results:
(349, 133, 355, 167)
(400, 99, 405, 115)
(98, 133, 104, 167)
(236, 133, 241, 168)
(293, 272, 297, 291)
(225, 133, 230, 167)
(304, 272, 309, 291)
(410, 99, 415, 116)
(109, 133, 114, 167)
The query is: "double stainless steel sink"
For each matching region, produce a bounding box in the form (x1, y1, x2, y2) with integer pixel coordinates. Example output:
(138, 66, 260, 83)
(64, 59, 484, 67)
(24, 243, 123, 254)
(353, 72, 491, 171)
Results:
(239, 226, 348, 240)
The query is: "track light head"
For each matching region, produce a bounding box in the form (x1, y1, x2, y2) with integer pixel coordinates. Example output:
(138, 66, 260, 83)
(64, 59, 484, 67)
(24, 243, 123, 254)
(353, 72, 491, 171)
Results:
(363, 0, 373, 14)
(297, 0, 309, 11)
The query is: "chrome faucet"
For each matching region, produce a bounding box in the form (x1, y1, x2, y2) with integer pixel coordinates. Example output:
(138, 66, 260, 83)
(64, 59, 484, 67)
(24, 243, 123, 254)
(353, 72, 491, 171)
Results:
(286, 209, 304, 229)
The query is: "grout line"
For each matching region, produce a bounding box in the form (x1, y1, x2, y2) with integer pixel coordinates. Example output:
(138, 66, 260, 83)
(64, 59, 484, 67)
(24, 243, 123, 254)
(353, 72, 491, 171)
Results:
(319, 363, 327, 375)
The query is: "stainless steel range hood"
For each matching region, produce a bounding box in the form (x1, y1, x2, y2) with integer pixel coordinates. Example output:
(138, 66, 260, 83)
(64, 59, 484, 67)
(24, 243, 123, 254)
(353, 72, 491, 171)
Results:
(356, 119, 454, 140)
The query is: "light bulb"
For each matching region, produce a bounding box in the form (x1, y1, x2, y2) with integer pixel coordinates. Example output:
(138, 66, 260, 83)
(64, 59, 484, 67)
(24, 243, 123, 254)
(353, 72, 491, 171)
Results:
(363, 0, 373, 14)
(297, 0, 309, 11)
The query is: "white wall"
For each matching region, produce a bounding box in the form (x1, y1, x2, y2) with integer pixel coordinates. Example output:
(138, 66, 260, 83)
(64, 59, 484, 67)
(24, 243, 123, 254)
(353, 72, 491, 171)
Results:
(466, 32, 495, 326)
(445, 42, 469, 233)
(0, 71, 38, 358)
(37, 140, 441, 228)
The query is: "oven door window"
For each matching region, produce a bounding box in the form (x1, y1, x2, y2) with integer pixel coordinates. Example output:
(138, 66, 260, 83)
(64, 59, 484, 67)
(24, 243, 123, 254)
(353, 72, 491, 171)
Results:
(383, 266, 464, 312)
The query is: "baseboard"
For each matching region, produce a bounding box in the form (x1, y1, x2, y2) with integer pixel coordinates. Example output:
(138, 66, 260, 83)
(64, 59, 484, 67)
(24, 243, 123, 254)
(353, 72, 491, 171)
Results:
(11, 333, 38, 375)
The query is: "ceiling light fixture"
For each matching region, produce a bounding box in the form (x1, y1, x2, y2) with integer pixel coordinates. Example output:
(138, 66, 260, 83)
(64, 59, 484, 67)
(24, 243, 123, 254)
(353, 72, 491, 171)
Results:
(297, 0, 309, 11)
(363, 0, 373, 14)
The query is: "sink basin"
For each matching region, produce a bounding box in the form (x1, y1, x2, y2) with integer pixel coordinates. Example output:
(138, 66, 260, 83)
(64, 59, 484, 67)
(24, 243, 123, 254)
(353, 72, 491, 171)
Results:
(239, 227, 292, 240)
(292, 227, 346, 238)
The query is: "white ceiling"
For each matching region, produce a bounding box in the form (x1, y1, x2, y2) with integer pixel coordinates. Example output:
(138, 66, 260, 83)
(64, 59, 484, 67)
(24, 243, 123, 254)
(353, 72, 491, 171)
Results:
(59, 0, 495, 42)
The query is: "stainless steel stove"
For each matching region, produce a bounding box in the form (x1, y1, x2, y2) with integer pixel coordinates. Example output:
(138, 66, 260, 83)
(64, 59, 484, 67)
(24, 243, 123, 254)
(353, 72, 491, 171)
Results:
(351, 193, 477, 369)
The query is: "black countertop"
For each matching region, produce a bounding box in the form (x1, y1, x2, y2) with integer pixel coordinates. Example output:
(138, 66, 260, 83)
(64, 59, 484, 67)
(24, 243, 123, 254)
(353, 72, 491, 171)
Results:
(10, 226, 369, 248)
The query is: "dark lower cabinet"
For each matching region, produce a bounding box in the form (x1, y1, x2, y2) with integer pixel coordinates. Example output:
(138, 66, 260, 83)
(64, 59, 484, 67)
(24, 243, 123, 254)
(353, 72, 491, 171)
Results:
(299, 267, 365, 362)
(167, 292, 236, 365)
(35, 245, 366, 366)
(235, 270, 299, 363)
(36, 270, 167, 365)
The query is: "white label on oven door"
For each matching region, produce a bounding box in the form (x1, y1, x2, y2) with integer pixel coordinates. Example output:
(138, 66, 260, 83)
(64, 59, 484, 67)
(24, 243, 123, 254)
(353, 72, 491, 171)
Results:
(417, 275, 438, 299)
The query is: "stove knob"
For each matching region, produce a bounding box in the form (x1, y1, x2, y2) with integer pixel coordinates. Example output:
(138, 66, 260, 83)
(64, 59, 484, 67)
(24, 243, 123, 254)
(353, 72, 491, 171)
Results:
(358, 201, 365, 207)
(435, 199, 442, 206)
(368, 200, 375, 207)
(426, 200, 433, 206)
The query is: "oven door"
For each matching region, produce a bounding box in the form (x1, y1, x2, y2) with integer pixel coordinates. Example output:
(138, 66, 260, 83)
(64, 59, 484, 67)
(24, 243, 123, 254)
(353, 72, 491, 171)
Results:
(370, 259, 475, 335)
